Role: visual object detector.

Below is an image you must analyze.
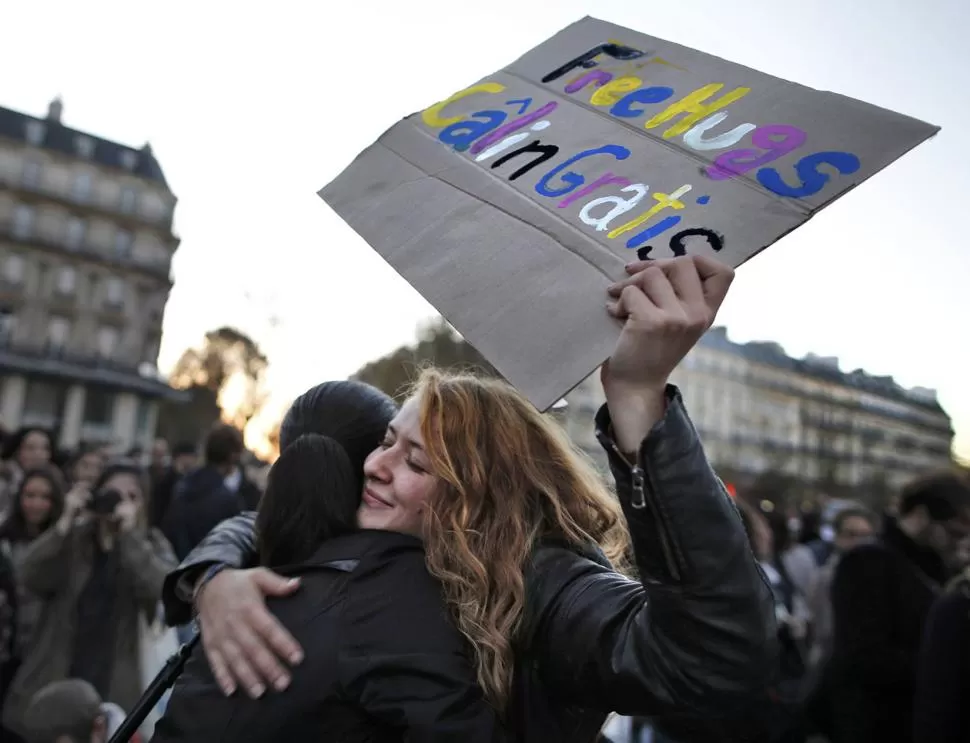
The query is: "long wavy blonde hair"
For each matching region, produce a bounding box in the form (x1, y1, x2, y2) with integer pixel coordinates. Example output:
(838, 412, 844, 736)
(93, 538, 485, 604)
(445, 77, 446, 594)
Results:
(411, 369, 632, 712)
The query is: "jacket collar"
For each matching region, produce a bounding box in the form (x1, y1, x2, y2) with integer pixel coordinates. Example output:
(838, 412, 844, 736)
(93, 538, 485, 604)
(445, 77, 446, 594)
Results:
(277, 529, 424, 575)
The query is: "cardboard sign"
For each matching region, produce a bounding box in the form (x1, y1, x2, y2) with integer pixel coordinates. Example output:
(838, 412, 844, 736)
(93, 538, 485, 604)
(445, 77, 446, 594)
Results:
(319, 16, 939, 411)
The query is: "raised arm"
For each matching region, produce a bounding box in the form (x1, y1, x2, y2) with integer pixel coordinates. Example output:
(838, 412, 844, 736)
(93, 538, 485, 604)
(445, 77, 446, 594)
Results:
(524, 256, 775, 716)
(526, 387, 775, 716)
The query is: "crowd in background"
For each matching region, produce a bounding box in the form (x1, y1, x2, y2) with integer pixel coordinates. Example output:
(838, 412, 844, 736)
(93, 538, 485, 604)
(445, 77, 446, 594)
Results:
(606, 472, 970, 743)
(0, 424, 269, 743)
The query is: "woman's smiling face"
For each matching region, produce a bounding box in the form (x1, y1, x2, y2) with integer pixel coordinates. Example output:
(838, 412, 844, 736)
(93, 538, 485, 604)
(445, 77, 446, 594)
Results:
(357, 397, 436, 538)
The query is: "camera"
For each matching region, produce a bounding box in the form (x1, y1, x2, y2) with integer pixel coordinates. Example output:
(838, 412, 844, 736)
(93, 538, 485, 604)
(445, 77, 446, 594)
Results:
(89, 487, 123, 516)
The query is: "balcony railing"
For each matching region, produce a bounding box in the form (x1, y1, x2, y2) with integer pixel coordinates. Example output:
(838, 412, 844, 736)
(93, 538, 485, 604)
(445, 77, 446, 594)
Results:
(0, 336, 141, 375)
(0, 221, 172, 283)
(0, 336, 185, 401)
(0, 173, 175, 231)
(738, 369, 952, 435)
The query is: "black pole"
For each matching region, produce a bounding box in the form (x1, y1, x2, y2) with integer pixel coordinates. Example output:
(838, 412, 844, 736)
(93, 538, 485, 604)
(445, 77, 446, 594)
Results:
(107, 633, 199, 743)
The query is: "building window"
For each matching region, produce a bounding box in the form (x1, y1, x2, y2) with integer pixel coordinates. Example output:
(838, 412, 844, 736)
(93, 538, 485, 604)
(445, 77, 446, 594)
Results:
(83, 386, 115, 426)
(65, 218, 86, 250)
(75, 136, 95, 159)
(120, 150, 138, 171)
(47, 316, 70, 351)
(114, 229, 133, 258)
(12, 205, 35, 239)
(56, 267, 76, 295)
(3, 255, 25, 284)
(0, 308, 16, 345)
(24, 120, 46, 146)
(72, 173, 92, 202)
(119, 187, 137, 214)
(97, 326, 119, 358)
(23, 380, 64, 428)
(135, 397, 152, 436)
(105, 277, 124, 306)
(21, 160, 42, 188)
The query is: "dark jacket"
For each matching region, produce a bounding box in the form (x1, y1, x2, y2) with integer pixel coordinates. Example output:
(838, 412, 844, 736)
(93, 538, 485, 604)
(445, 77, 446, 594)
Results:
(153, 530, 507, 743)
(913, 570, 970, 743)
(162, 388, 776, 743)
(150, 466, 182, 529)
(828, 516, 944, 743)
(161, 466, 243, 561)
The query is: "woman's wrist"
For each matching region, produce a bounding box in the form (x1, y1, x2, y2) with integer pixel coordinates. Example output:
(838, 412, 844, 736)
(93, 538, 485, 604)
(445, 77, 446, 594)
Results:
(603, 382, 667, 455)
(193, 563, 229, 607)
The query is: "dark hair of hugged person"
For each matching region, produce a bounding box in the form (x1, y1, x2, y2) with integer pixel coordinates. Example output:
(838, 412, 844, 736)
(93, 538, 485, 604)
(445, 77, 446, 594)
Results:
(278, 380, 398, 489)
(256, 434, 359, 567)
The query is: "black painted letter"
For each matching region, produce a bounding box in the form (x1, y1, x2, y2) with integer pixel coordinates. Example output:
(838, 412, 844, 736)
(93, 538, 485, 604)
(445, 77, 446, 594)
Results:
(491, 141, 561, 181)
(668, 228, 724, 256)
(541, 43, 648, 83)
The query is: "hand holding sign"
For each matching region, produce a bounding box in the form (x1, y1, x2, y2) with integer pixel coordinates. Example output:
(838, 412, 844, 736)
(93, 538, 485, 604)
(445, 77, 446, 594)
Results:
(602, 256, 734, 452)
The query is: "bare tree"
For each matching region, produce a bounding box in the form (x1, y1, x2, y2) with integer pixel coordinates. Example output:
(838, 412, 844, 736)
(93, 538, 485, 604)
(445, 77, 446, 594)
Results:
(168, 326, 270, 432)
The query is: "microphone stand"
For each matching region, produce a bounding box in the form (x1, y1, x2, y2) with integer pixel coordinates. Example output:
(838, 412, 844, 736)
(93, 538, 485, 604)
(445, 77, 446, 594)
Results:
(107, 633, 199, 743)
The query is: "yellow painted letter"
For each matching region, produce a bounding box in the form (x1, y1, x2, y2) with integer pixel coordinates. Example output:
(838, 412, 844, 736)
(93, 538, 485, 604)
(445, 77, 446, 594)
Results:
(422, 82, 506, 128)
(608, 185, 693, 239)
(590, 76, 642, 107)
(644, 84, 751, 139)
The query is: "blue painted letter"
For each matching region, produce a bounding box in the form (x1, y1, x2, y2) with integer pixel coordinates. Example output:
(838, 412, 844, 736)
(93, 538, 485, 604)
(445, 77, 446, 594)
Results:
(534, 145, 631, 198)
(757, 151, 861, 198)
(439, 110, 507, 152)
(611, 87, 674, 118)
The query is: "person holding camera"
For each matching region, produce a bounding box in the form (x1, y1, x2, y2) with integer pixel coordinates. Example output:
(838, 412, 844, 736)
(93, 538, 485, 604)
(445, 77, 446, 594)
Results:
(1, 463, 177, 741)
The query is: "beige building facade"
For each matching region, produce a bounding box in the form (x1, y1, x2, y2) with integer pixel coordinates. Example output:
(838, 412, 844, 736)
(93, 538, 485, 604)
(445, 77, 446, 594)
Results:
(561, 327, 954, 494)
(0, 98, 183, 452)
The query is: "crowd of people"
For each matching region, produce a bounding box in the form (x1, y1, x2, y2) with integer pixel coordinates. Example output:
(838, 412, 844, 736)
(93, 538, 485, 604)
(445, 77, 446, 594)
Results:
(605, 476, 970, 742)
(0, 422, 268, 742)
(0, 256, 966, 743)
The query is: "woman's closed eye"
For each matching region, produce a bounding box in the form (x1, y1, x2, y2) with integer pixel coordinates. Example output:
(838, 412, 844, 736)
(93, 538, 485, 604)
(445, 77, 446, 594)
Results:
(406, 458, 428, 474)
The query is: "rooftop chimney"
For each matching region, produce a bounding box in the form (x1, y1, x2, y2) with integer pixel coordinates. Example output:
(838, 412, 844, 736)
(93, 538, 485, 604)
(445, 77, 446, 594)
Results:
(46, 97, 63, 123)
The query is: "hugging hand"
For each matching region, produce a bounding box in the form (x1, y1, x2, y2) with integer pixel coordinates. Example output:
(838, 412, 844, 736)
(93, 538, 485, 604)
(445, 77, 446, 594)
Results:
(196, 568, 304, 698)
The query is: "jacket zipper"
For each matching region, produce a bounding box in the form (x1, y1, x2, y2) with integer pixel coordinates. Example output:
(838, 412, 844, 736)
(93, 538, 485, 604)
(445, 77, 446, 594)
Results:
(605, 438, 682, 582)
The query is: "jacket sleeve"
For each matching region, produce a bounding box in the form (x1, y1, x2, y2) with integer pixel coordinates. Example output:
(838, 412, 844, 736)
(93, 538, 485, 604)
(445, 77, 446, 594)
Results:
(336, 550, 509, 743)
(119, 527, 178, 609)
(524, 385, 776, 717)
(161, 511, 259, 627)
(830, 545, 914, 688)
(18, 523, 74, 597)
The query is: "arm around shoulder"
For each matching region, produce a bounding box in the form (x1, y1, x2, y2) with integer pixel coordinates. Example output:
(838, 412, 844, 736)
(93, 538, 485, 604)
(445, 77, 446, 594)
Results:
(161, 511, 259, 626)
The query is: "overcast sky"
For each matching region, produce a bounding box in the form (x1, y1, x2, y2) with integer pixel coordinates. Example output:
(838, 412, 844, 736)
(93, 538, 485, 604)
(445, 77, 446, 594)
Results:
(4, 0, 967, 459)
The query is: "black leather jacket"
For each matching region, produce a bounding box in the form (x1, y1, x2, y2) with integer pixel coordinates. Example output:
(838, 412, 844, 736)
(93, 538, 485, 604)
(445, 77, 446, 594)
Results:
(162, 388, 776, 742)
(154, 531, 508, 742)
